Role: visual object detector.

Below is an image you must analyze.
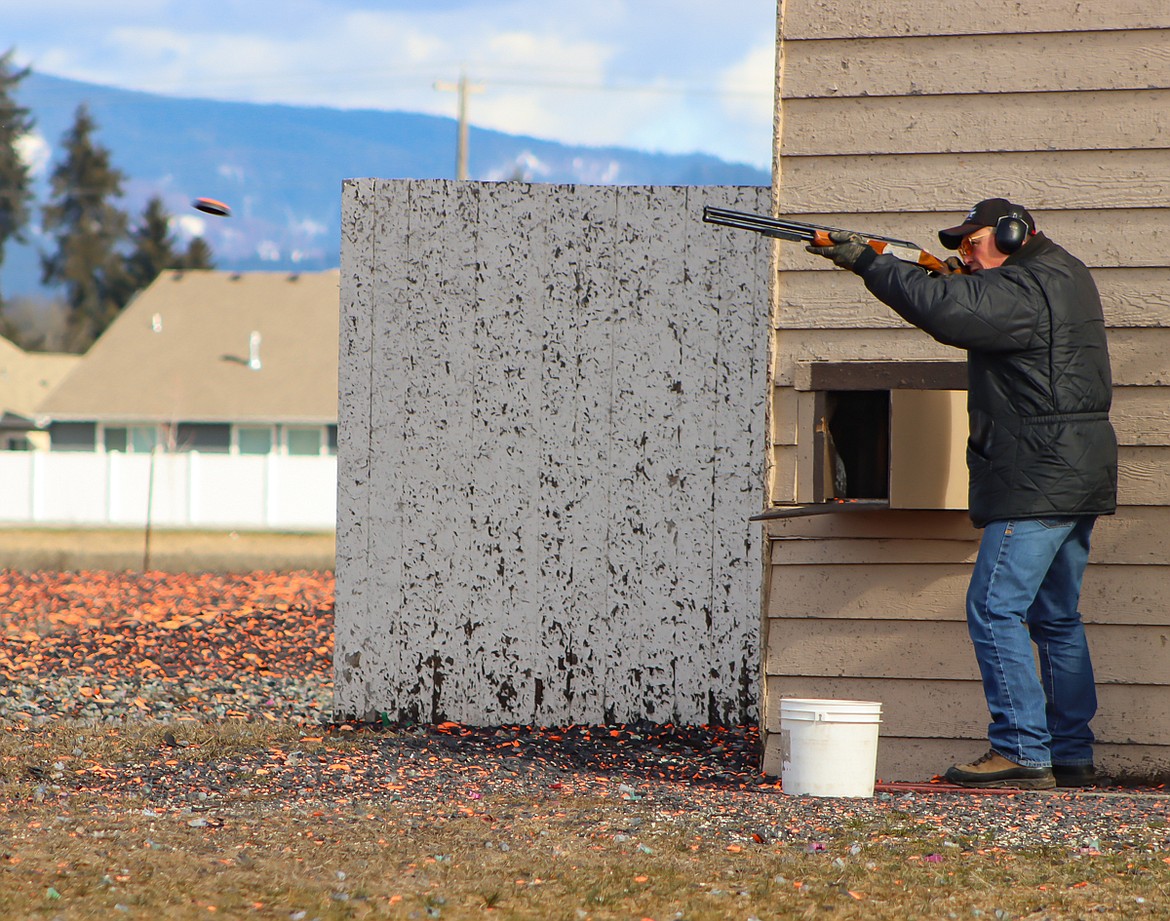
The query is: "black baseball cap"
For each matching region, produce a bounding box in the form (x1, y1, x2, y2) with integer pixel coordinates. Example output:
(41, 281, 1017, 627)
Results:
(938, 198, 1036, 250)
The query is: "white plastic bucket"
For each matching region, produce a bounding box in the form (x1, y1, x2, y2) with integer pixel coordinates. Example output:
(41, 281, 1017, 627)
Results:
(779, 698, 882, 798)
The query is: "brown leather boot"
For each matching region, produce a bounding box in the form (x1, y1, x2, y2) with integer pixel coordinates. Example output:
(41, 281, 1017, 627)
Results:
(944, 750, 1056, 789)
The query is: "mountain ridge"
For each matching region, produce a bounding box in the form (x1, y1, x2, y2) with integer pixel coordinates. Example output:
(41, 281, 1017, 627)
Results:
(4, 72, 769, 297)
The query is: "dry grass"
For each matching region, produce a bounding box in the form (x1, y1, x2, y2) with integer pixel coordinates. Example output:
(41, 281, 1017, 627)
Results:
(1, 721, 1168, 920)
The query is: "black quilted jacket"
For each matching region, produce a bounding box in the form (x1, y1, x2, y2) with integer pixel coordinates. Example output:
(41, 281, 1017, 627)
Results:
(855, 233, 1118, 527)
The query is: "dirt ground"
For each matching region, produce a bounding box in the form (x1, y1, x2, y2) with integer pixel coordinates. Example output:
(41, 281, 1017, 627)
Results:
(0, 527, 335, 573)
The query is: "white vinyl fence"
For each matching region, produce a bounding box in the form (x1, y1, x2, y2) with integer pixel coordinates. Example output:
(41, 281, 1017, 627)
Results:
(0, 452, 336, 530)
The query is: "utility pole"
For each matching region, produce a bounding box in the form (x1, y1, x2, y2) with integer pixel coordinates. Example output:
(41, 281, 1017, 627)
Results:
(434, 72, 484, 180)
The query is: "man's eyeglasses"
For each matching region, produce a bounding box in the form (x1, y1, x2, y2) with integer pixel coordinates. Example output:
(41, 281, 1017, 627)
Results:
(959, 230, 994, 259)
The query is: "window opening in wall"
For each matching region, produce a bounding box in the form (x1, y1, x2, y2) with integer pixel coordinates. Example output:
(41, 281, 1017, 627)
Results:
(757, 361, 968, 521)
(101, 424, 162, 453)
(176, 423, 231, 453)
(48, 422, 97, 452)
(820, 390, 890, 501)
(236, 426, 274, 455)
(104, 426, 128, 453)
(129, 425, 161, 453)
(285, 426, 323, 456)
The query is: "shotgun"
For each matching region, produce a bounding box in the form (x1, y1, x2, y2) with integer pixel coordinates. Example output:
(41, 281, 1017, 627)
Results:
(702, 205, 964, 275)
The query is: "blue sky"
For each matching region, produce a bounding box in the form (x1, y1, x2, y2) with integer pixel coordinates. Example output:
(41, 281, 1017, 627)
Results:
(6, 0, 776, 169)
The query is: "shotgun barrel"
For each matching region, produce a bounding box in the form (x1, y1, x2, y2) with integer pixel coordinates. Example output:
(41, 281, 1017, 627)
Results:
(702, 205, 958, 275)
(702, 206, 921, 249)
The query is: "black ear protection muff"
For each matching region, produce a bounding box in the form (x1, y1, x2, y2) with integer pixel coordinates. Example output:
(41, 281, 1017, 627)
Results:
(995, 208, 1030, 254)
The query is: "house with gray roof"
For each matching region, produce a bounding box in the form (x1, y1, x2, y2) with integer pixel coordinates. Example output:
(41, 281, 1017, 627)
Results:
(0, 269, 340, 531)
(37, 269, 340, 457)
(0, 336, 79, 451)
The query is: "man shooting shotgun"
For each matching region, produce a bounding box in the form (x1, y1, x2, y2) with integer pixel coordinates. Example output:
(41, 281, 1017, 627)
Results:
(702, 205, 965, 275)
(707, 198, 1117, 790)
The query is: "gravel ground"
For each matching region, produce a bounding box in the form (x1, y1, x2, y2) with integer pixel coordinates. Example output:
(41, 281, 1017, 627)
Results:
(3, 569, 1169, 858)
(0, 569, 333, 724)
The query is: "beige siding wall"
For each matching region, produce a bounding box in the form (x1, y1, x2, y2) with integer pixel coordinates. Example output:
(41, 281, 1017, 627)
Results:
(765, 1, 1170, 780)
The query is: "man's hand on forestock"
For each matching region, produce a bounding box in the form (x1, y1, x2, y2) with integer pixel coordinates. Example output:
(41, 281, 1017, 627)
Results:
(806, 230, 871, 271)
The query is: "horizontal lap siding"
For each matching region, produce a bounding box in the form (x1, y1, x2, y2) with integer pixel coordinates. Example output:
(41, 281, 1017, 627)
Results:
(776, 151, 1170, 214)
(765, 2, 1170, 780)
(767, 562, 1170, 626)
(770, 329, 1170, 386)
(782, 3, 1170, 40)
(765, 532, 1170, 777)
(782, 91, 1170, 157)
(782, 31, 1170, 97)
(764, 506, 1170, 561)
(771, 385, 1170, 446)
(776, 383, 1170, 449)
(772, 268, 1170, 325)
(773, 444, 1170, 505)
(766, 619, 1170, 686)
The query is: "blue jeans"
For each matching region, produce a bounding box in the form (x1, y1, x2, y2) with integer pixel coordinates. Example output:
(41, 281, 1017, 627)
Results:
(966, 516, 1097, 768)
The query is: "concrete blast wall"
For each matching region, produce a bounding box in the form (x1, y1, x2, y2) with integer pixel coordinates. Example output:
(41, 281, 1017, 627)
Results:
(335, 179, 770, 726)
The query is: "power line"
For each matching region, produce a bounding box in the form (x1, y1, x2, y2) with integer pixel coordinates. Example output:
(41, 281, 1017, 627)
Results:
(487, 76, 769, 99)
(19, 66, 771, 111)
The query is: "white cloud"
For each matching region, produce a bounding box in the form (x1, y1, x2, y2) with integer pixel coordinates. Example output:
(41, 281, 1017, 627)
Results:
(721, 44, 775, 123)
(705, 43, 776, 166)
(108, 26, 192, 63)
(484, 150, 553, 182)
(15, 132, 52, 176)
(175, 214, 206, 239)
(9, 0, 776, 167)
(288, 217, 329, 239)
(570, 157, 621, 183)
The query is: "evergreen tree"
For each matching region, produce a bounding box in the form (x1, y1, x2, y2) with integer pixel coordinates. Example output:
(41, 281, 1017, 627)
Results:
(180, 236, 214, 270)
(40, 104, 130, 351)
(124, 195, 180, 294)
(0, 50, 35, 309)
(122, 197, 218, 303)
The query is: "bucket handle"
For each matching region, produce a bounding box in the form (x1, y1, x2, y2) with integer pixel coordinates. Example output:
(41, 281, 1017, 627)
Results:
(783, 708, 881, 724)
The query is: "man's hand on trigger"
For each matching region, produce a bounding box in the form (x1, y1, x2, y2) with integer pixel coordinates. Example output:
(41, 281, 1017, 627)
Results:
(806, 230, 871, 271)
